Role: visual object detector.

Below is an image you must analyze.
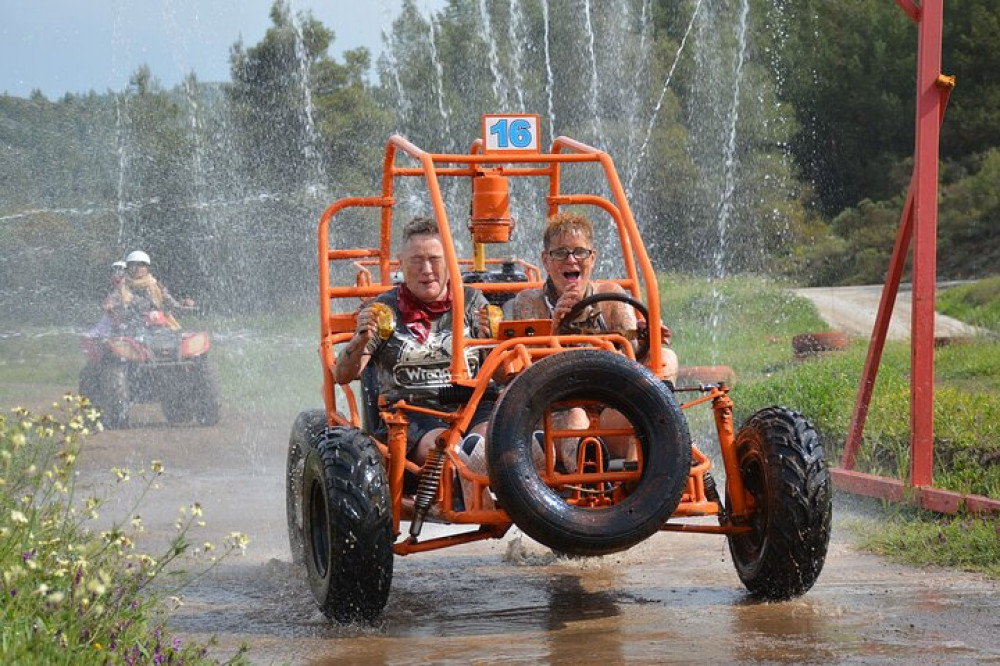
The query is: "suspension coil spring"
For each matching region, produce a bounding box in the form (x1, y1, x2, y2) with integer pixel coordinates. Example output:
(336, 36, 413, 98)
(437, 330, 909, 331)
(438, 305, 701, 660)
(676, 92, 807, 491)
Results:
(409, 446, 446, 538)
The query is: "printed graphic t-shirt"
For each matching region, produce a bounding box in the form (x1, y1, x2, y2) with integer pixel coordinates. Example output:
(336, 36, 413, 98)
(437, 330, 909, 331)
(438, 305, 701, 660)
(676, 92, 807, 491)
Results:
(367, 286, 488, 409)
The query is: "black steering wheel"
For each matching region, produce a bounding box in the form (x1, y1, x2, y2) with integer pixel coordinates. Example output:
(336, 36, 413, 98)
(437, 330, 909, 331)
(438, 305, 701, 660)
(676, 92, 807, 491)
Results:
(556, 292, 652, 363)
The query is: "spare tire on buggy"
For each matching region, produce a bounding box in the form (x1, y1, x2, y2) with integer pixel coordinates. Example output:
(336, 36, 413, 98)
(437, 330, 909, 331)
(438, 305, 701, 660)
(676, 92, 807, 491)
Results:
(487, 349, 692, 556)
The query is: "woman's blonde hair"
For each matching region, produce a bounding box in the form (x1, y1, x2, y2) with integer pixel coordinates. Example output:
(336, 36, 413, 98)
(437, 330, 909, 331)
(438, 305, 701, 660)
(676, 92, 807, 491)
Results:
(543, 212, 594, 249)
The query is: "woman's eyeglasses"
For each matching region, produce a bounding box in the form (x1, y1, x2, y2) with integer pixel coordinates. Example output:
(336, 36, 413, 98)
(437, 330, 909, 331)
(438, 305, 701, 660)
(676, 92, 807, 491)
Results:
(547, 247, 595, 261)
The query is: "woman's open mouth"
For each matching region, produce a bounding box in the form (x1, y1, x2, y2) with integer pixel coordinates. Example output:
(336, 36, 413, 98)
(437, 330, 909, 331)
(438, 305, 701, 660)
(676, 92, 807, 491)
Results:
(563, 270, 581, 282)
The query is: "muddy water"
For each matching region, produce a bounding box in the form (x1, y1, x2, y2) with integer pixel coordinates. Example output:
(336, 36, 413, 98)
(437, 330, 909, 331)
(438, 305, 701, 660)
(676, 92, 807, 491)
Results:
(74, 406, 1000, 665)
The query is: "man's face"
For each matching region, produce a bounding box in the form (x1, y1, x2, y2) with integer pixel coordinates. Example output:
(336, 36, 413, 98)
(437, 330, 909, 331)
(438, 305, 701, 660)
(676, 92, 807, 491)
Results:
(400, 234, 449, 302)
(541, 230, 596, 296)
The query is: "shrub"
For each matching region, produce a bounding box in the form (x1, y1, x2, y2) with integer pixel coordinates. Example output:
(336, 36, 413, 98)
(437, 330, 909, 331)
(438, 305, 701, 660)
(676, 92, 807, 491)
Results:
(0, 396, 249, 665)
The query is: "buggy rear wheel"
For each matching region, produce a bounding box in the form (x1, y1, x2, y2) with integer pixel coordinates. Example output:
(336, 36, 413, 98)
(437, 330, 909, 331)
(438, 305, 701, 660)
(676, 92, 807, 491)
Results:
(488, 349, 691, 556)
(302, 426, 393, 624)
(727, 407, 832, 599)
(285, 409, 328, 564)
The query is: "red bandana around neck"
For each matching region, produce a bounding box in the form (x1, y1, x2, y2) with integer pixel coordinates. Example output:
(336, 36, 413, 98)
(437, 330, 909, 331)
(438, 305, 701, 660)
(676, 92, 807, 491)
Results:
(397, 283, 452, 343)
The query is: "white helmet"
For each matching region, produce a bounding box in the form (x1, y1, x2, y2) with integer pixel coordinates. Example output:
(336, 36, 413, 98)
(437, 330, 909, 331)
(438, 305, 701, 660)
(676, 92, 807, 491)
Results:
(126, 250, 151, 265)
(111, 260, 127, 271)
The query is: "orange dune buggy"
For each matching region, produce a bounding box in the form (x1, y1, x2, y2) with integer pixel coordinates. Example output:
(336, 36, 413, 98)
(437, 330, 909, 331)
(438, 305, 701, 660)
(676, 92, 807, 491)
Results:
(286, 114, 832, 624)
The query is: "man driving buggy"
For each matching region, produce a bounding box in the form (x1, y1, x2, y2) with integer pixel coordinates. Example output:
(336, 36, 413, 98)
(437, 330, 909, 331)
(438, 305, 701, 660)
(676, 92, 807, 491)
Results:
(505, 211, 680, 472)
(333, 216, 495, 471)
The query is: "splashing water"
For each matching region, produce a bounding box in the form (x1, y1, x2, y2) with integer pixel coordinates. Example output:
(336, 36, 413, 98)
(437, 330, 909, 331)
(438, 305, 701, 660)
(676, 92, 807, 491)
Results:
(289, 6, 326, 198)
(626, 0, 703, 197)
(508, 0, 529, 112)
(715, 0, 750, 281)
(477, 0, 509, 109)
(541, 0, 556, 139)
(708, 0, 750, 357)
(426, 11, 451, 140)
(582, 0, 602, 138)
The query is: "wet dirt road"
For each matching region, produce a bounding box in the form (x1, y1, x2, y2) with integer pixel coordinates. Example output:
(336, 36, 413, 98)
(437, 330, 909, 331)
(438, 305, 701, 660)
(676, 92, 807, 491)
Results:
(73, 404, 1000, 665)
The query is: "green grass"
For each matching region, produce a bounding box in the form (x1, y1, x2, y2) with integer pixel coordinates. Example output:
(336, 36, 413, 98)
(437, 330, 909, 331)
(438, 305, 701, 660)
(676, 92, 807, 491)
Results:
(660, 273, 829, 380)
(663, 275, 1000, 578)
(937, 276, 1000, 332)
(0, 328, 83, 406)
(848, 510, 1000, 577)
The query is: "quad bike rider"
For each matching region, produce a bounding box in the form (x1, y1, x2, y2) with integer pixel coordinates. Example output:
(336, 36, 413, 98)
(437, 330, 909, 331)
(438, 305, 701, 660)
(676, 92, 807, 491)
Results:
(79, 250, 221, 428)
(286, 114, 833, 625)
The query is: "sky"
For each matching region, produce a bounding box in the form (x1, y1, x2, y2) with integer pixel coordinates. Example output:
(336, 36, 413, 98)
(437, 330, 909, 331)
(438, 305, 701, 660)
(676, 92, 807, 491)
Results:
(0, 1, 442, 99)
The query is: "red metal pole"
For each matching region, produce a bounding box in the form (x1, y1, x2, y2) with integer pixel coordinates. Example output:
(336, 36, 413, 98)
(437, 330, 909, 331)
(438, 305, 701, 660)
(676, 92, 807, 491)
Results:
(910, 0, 944, 487)
(841, 189, 913, 470)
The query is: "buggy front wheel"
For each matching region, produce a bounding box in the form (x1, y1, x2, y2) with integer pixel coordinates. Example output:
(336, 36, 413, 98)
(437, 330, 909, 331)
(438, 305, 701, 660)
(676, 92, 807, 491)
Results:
(302, 426, 393, 624)
(727, 407, 832, 599)
(285, 409, 328, 564)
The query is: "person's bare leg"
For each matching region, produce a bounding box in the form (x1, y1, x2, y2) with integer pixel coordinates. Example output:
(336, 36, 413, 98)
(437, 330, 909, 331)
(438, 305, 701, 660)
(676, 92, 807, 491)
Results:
(412, 427, 446, 465)
(600, 409, 634, 460)
(551, 407, 588, 473)
(662, 347, 679, 385)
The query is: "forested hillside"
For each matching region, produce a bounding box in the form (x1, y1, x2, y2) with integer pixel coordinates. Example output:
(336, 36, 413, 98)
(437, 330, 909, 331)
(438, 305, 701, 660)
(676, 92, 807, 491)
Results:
(1, 0, 998, 323)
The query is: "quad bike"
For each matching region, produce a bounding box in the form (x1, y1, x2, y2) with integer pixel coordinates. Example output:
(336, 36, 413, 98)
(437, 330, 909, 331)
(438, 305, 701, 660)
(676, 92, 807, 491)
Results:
(286, 114, 832, 624)
(79, 309, 221, 428)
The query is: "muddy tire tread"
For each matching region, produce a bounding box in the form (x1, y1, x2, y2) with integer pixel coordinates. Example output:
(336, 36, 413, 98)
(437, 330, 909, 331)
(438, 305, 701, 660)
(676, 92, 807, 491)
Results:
(192, 359, 222, 425)
(286, 409, 328, 564)
(303, 426, 393, 624)
(99, 363, 130, 429)
(728, 407, 832, 599)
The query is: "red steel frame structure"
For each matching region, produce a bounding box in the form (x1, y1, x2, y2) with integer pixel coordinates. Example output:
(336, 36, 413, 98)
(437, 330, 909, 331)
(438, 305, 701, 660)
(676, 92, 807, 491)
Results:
(831, 0, 1000, 514)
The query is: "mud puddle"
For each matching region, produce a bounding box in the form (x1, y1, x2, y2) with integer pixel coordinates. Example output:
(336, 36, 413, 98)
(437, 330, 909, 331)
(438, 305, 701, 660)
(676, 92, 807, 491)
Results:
(75, 409, 1000, 665)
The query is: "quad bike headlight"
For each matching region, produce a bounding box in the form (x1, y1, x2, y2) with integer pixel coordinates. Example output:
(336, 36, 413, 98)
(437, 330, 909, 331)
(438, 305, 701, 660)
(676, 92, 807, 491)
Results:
(180, 332, 211, 357)
(107, 338, 149, 362)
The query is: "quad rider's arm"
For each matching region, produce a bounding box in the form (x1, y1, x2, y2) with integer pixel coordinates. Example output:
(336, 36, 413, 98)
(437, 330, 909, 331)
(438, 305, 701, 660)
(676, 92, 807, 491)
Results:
(334, 305, 378, 384)
(160, 284, 195, 311)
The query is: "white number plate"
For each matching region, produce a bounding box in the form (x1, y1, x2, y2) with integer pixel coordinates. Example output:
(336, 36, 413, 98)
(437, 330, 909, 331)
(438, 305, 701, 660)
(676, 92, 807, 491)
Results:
(482, 114, 541, 153)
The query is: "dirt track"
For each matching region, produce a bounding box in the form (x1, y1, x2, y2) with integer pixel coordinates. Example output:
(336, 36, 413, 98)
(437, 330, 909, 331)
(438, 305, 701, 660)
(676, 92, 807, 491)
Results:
(15, 284, 999, 664)
(71, 403, 1000, 665)
(794, 284, 991, 341)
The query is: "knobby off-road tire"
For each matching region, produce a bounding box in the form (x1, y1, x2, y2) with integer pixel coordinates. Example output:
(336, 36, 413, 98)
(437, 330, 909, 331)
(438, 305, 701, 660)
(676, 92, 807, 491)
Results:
(286, 409, 328, 564)
(78, 363, 102, 402)
(99, 363, 130, 429)
(727, 407, 832, 600)
(191, 359, 221, 426)
(488, 350, 691, 556)
(162, 368, 193, 425)
(302, 426, 394, 624)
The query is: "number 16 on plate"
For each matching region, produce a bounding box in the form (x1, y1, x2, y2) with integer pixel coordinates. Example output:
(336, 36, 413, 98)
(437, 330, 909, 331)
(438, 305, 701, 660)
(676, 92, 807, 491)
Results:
(482, 114, 541, 154)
